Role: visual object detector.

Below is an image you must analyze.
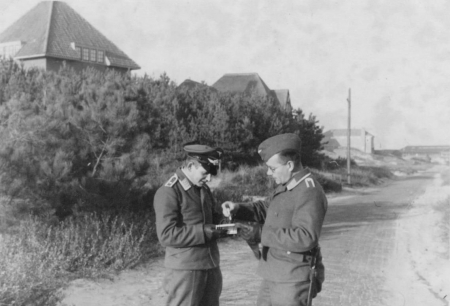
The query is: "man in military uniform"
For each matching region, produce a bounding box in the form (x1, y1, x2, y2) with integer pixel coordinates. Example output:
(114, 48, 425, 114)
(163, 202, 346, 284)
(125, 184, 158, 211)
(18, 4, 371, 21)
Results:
(222, 133, 327, 306)
(154, 144, 227, 306)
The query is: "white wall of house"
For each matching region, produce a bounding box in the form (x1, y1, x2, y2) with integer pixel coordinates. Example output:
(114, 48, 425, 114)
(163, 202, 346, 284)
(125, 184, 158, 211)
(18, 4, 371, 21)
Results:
(331, 129, 374, 153)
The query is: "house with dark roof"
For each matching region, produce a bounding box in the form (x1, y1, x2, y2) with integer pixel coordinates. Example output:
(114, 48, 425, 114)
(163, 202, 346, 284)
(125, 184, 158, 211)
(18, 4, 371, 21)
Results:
(0, 1, 140, 73)
(322, 128, 375, 153)
(272, 89, 291, 111)
(177, 79, 217, 92)
(211, 73, 292, 112)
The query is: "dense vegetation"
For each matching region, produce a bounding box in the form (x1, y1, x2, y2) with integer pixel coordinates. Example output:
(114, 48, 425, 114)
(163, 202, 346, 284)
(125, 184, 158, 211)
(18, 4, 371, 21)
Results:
(0, 59, 326, 216)
(0, 59, 330, 304)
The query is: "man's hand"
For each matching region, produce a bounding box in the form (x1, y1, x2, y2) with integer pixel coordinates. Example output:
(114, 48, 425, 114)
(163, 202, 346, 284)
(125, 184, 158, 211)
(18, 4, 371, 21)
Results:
(204, 224, 228, 241)
(235, 220, 262, 243)
(221, 201, 240, 218)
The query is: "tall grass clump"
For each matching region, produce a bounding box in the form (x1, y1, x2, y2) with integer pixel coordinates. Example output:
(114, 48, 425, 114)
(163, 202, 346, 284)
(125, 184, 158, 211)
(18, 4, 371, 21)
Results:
(311, 170, 343, 193)
(213, 165, 274, 204)
(0, 212, 161, 305)
(212, 164, 346, 203)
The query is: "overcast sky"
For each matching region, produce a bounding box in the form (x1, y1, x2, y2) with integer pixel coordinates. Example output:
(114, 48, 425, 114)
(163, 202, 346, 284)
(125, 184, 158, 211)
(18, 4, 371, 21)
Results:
(1, 0, 450, 149)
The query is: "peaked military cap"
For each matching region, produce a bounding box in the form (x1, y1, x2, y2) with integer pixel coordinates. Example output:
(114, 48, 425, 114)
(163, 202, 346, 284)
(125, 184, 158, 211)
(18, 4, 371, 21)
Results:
(184, 144, 223, 175)
(258, 133, 301, 162)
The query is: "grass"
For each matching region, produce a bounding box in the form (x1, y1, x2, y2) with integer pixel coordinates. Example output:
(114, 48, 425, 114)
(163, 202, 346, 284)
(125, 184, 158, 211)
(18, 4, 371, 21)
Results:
(212, 164, 345, 204)
(212, 165, 275, 204)
(321, 165, 393, 187)
(0, 211, 163, 305)
(0, 162, 393, 305)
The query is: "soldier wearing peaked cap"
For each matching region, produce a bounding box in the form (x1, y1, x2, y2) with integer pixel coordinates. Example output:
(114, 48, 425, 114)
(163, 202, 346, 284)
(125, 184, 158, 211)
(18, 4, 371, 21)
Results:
(222, 133, 327, 306)
(154, 144, 228, 306)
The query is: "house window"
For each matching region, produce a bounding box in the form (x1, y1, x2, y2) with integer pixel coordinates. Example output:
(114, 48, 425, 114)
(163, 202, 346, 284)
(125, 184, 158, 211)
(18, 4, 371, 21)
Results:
(90, 49, 96, 62)
(75, 47, 81, 59)
(82, 48, 89, 61)
(97, 50, 104, 63)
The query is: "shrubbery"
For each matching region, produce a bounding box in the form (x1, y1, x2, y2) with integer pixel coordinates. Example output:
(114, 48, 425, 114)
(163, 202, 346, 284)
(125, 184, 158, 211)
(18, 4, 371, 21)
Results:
(0, 211, 162, 305)
(0, 59, 326, 216)
(0, 60, 328, 305)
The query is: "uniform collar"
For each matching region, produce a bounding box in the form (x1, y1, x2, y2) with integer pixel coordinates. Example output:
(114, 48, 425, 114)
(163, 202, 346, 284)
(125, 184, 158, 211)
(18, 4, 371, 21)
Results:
(177, 168, 193, 191)
(286, 168, 311, 191)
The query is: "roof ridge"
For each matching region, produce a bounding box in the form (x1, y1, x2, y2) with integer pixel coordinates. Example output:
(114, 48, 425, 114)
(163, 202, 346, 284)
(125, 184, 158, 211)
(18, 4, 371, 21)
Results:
(43, 1, 54, 55)
(223, 73, 259, 76)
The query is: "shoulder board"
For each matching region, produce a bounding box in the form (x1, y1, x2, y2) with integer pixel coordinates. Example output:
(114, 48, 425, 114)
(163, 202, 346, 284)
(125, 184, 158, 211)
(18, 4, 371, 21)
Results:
(165, 174, 178, 187)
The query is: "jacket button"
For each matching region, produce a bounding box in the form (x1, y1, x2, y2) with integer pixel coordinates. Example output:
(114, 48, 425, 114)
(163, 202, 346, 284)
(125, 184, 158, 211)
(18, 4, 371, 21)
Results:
(287, 251, 291, 254)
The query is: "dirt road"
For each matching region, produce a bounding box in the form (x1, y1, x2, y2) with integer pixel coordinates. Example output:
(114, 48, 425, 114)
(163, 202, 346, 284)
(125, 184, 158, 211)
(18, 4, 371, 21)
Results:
(60, 166, 449, 306)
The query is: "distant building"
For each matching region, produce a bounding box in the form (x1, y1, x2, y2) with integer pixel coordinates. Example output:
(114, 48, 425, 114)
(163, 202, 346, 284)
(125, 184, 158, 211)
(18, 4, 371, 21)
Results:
(322, 129, 375, 153)
(0, 1, 140, 73)
(271, 89, 291, 112)
(211, 73, 292, 112)
(401, 146, 450, 164)
(177, 79, 217, 92)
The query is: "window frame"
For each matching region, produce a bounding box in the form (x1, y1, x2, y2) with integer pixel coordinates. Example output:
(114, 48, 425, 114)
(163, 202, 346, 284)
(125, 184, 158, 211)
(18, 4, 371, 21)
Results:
(75, 46, 81, 59)
(82, 48, 89, 61)
(90, 49, 96, 62)
(97, 50, 104, 63)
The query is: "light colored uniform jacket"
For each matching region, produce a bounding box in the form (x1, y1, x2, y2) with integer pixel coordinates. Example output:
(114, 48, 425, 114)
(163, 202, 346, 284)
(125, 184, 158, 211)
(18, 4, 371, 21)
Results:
(154, 168, 221, 270)
(236, 168, 327, 283)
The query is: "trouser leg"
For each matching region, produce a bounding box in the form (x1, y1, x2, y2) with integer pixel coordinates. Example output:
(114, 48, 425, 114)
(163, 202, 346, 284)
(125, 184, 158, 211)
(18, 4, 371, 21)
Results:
(256, 279, 272, 306)
(163, 268, 222, 306)
(199, 267, 222, 306)
(257, 279, 311, 306)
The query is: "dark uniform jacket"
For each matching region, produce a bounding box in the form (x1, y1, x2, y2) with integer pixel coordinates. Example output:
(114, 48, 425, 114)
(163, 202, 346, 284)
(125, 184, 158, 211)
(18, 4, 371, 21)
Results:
(235, 168, 328, 283)
(154, 168, 221, 270)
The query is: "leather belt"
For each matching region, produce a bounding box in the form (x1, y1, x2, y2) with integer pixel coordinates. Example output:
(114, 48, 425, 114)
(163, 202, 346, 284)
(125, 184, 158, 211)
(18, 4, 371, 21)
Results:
(286, 246, 319, 256)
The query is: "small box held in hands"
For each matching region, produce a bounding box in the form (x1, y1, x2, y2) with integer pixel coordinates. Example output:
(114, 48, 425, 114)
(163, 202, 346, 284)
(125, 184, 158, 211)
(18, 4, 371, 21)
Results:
(215, 223, 237, 235)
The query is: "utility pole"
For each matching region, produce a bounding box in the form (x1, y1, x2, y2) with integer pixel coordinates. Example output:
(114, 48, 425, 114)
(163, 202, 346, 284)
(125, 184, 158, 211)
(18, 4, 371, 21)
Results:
(347, 88, 351, 185)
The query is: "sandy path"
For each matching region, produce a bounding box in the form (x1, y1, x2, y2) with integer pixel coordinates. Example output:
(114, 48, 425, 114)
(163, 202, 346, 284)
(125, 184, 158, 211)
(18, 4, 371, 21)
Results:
(60, 166, 450, 306)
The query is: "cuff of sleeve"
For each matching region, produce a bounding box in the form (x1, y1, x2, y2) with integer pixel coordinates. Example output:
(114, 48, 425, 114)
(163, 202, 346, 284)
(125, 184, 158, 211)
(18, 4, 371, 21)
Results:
(234, 203, 256, 221)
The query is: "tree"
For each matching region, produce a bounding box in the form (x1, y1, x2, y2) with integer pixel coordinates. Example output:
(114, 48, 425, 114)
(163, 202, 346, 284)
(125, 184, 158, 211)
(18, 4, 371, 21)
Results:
(292, 108, 325, 168)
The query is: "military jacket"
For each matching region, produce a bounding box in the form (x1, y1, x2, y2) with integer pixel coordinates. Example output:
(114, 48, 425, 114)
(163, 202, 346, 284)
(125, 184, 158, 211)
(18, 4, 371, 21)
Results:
(153, 168, 221, 270)
(236, 168, 328, 282)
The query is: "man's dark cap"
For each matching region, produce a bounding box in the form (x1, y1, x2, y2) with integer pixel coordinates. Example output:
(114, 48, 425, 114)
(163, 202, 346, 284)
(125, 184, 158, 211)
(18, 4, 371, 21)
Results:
(258, 133, 301, 162)
(183, 144, 223, 175)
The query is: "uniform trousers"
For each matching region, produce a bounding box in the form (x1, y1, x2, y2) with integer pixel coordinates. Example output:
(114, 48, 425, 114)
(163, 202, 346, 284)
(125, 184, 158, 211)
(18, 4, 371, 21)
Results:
(257, 279, 311, 306)
(163, 267, 222, 306)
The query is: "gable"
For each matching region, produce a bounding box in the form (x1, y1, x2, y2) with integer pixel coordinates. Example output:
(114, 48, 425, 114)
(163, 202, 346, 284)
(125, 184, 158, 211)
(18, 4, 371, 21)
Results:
(0, 1, 140, 70)
(212, 73, 272, 96)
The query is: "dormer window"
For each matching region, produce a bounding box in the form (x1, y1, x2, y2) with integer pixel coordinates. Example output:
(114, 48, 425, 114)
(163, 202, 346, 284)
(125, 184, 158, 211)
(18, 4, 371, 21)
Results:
(0, 41, 23, 58)
(71, 43, 104, 64)
(75, 46, 81, 59)
(97, 50, 104, 63)
(82, 48, 89, 61)
(90, 49, 96, 62)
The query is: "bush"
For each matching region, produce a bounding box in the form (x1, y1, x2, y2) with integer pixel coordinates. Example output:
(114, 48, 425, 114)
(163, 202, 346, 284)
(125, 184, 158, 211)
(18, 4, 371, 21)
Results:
(213, 165, 274, 204)
(311, 171, 343, 193)
(0, 59, 327, 220)
(0, 212, 162, 305)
